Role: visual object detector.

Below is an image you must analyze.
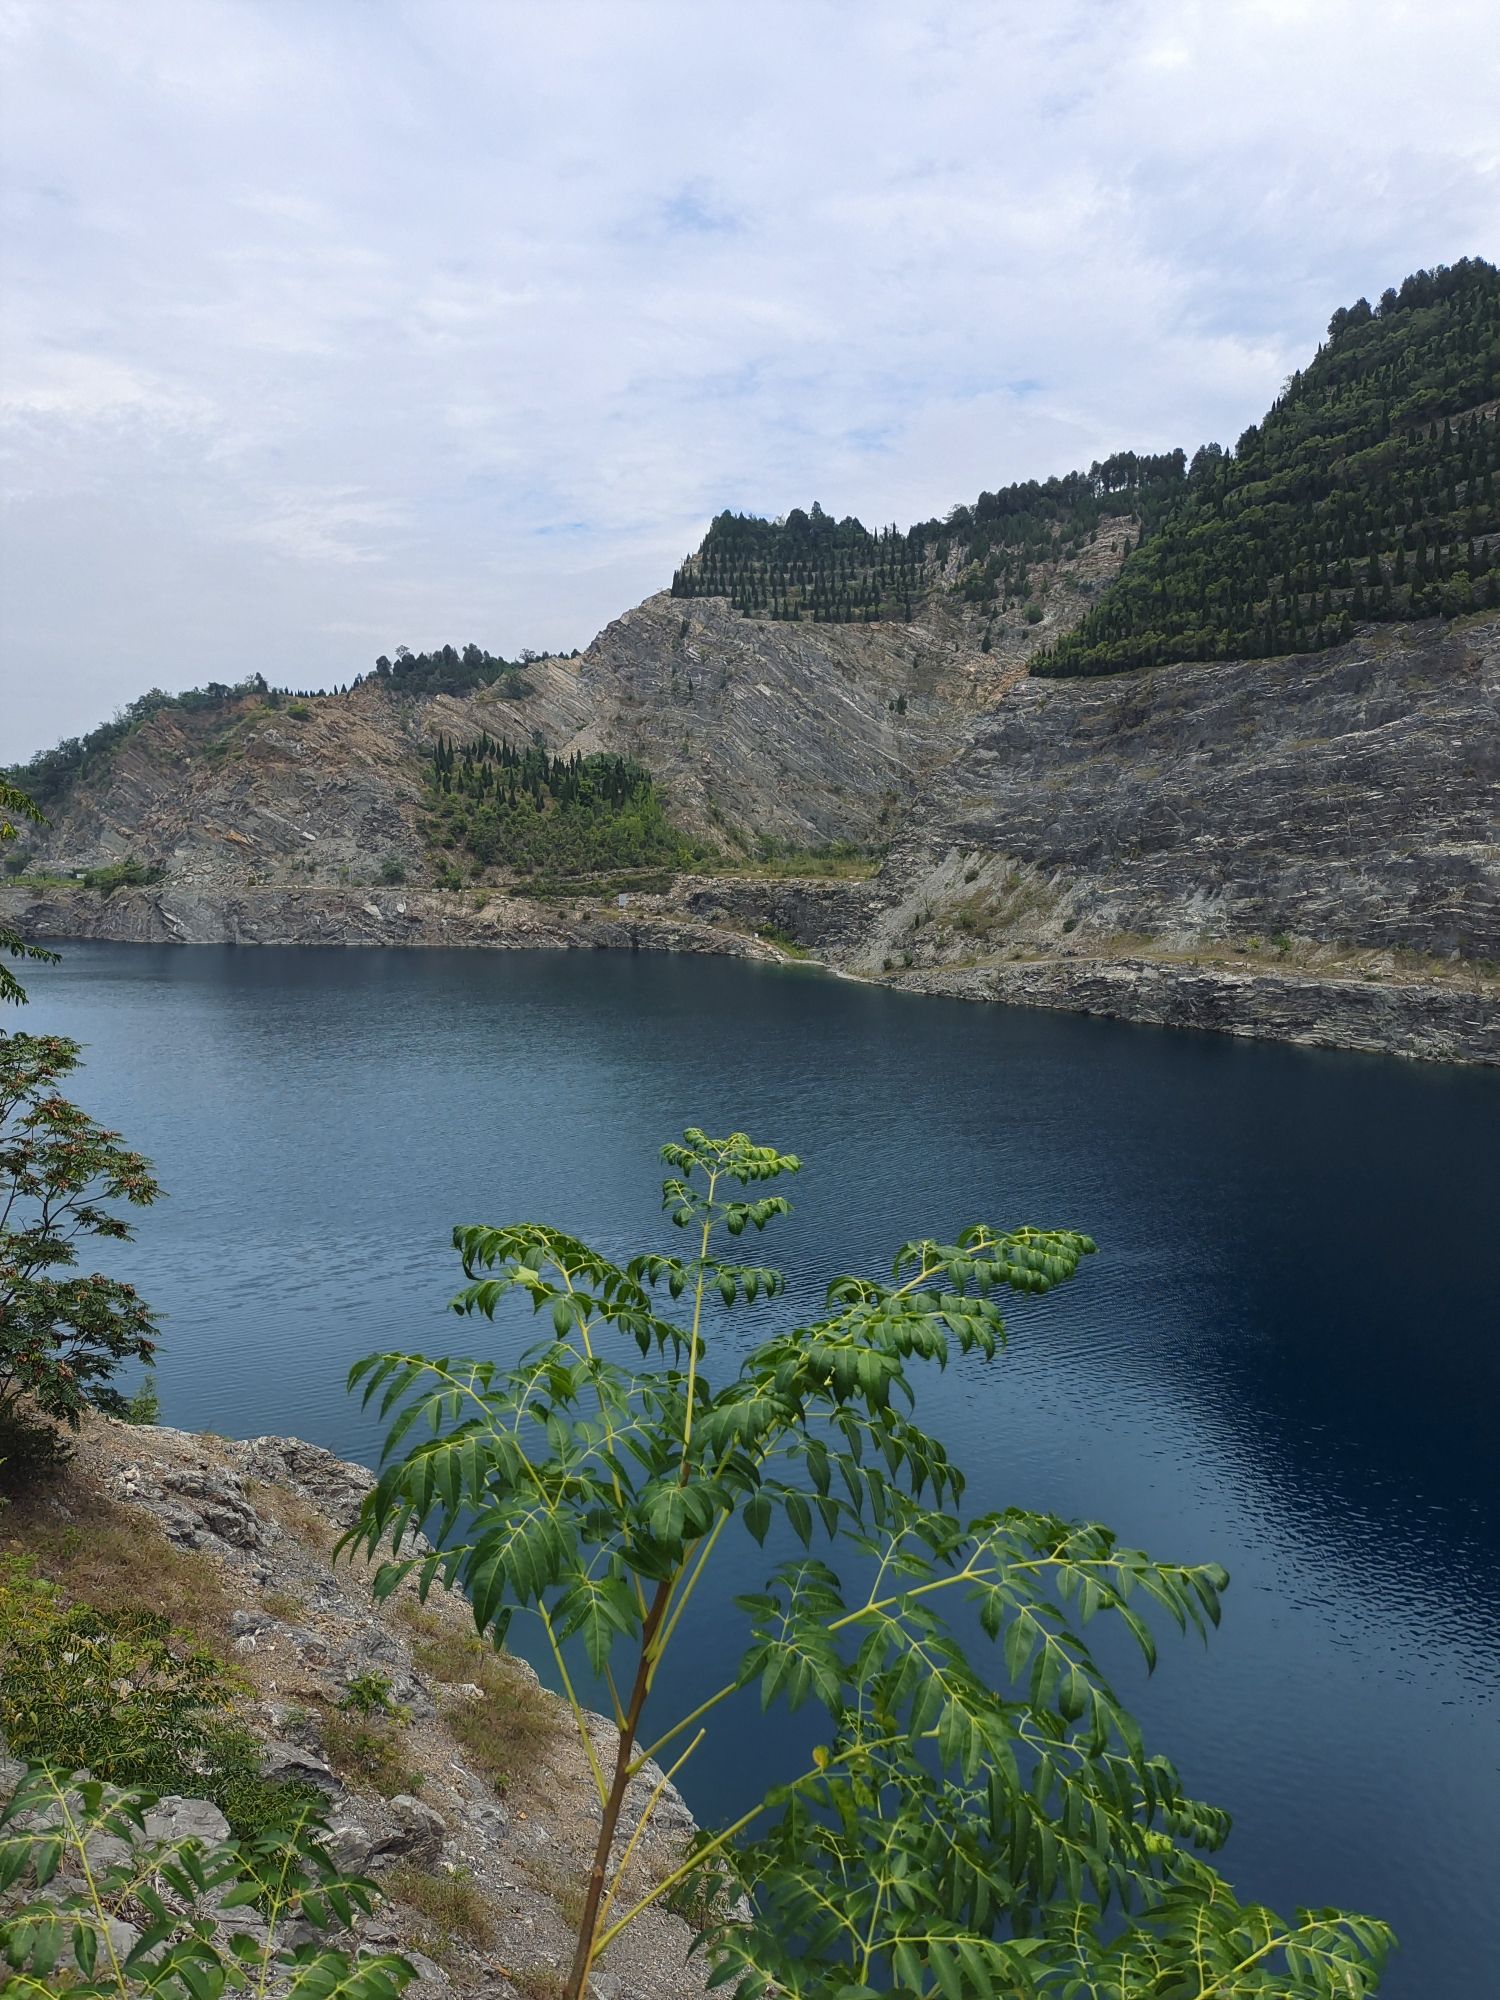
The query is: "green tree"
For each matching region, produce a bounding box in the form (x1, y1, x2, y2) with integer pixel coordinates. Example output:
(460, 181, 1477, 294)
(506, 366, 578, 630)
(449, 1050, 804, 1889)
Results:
(346, 1130, 1391, 1999)
(0, 1033, 161, 1444)
(1, 777, 58, 1006)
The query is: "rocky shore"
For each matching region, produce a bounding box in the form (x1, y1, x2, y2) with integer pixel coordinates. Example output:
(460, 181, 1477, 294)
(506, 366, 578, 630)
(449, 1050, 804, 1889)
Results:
(0, 1416, 712, 2000)
(7, 873, 1497, 1065)
(891, 952, 1500, 1065)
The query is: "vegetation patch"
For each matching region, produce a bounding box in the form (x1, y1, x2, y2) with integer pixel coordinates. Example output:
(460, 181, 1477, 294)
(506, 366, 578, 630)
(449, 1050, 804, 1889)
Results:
(0, 1553, 321, 1845)
(425, 734, 701, 879)
(82, 854, 165, 893)
(398, 1600, 559, 1791)
(1035, 258, 1500, 675)
(386, 1862, 492, 1964)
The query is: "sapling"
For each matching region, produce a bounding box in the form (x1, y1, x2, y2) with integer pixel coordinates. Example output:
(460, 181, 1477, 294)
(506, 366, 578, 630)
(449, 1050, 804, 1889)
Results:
(346, 1129, 1391, 1998)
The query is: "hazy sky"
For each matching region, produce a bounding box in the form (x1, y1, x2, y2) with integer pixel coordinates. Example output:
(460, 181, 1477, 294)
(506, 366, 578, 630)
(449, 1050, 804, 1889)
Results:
(2, 1, 1497, 760)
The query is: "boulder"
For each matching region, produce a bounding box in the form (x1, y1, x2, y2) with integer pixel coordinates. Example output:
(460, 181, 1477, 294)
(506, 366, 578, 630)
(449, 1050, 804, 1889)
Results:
(259, 1740, 341, 1795)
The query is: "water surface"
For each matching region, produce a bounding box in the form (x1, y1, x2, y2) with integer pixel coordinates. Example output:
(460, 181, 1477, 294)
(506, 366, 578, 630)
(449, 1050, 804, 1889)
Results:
(23, 943, 1500, 1997)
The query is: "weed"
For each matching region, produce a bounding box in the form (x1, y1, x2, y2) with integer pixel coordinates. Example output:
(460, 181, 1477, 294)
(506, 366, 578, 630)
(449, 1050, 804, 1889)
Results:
(508, 1967, 566, 2000)
(0, 1481, 236, 1648)
(341, 1669, 410, 1721)
(386, 1862, 492, 1964)
(123, 1372, 160, 1425)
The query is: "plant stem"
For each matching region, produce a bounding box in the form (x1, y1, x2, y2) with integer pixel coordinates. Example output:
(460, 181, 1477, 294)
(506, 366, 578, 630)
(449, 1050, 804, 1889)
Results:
(564, 1575, 674, 2000)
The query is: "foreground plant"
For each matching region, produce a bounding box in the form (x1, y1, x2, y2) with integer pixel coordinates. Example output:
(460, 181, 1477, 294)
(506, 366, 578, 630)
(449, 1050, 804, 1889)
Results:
(345, 1129, 1393, 1998)
(0, 1765, 411, 1999)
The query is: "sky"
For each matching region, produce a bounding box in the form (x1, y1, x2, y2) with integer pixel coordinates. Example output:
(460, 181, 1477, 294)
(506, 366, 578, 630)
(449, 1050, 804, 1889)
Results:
(2, 1, 1498, 761)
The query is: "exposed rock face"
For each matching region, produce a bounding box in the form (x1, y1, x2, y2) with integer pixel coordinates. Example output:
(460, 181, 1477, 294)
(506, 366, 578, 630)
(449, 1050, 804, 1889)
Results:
(858, 614, 1500, 964)
(10, 527, 1124, 883)
(17, 662, 597, 888)
(0, 879, 784, 958)
(564, 549, 1117, 844)
(833, 615, 1499, 1001)
(893, 955, 1500, 1066)
(6, 565, 1496, 1062)
(5, 1418, 711, 2000)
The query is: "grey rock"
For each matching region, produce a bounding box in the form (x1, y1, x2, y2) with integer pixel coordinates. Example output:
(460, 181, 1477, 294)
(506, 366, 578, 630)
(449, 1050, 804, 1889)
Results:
(406, 1951, 450, 1987)
(103, 1916, 140, 1958)
(245, 1437, 376, 1528)
(367, 1794, 445, 1869)
(142, 1796, 231, 1846)
(265, 1700, 325, 1750)
(82, 1831, 135, 1871)
(259, 1740, 341, 1795)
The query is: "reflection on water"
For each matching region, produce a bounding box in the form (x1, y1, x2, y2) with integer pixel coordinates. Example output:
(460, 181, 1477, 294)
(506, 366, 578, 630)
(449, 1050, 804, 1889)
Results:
(24, 943, 1500, 1998)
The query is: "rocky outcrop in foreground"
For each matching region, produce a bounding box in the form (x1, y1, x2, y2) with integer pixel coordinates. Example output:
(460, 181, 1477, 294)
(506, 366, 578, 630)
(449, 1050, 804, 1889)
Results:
(1, 1418, 710, 2000)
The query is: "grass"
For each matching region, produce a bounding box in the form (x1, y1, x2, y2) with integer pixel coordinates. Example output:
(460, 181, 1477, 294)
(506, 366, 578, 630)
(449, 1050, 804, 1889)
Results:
(397, 1601, 559, 1790)
(0, 1479, 237, 1650)
(246, 1478, 335, 1552)
(518, 1854, 586, 1933)
(261, 1587, 305, 1621)
(718, 846, 879, 881)
(754, 924, 810, 957)
(386, 1863, 491, 1965)
(507, 1968, 567, 2000)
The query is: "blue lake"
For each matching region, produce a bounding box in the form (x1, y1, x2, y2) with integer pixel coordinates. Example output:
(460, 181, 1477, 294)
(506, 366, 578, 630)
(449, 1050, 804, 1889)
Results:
(20, 942, 1500, 1997)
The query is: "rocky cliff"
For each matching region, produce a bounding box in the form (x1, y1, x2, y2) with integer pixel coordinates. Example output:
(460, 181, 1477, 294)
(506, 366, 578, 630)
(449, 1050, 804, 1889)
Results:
(1, 1415, 710, 2000)
(6, 574, 1497, 1066)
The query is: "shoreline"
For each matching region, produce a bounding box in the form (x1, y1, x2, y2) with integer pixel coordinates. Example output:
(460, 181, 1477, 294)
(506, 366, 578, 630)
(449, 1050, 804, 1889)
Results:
(6, 880, 1498, 1067)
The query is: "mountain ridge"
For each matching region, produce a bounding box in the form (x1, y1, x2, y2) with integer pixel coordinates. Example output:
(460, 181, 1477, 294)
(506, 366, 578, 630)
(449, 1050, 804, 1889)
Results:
(5, 259, 1498, 1064)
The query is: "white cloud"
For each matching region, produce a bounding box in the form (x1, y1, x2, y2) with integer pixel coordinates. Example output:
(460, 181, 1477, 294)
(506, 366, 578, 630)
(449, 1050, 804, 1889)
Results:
(1, 0, 1497, 757)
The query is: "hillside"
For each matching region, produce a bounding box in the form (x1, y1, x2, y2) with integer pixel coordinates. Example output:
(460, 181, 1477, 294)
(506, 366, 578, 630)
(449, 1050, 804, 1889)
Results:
(1035, 258, 1500, 675)
(5, 259, 1498, 1063)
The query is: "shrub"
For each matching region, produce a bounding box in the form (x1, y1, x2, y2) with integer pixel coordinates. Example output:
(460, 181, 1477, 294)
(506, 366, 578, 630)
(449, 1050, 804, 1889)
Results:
(123, 1370, 160, 1425)
(0, 1593, 321, 1844)
(378, 857, 407, 885)
(318, 1707, 423, 1799)
(82, 855, 164, 892)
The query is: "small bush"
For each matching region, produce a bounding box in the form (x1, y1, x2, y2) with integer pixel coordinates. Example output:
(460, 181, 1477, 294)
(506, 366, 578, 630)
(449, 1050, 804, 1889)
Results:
(340, 1669, 408, 1720)
(378, 857, 407, 885)
(123, 1370, 160, 1424)
(286, 702, 313, 720)
(0, 1595, 320, 1841)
